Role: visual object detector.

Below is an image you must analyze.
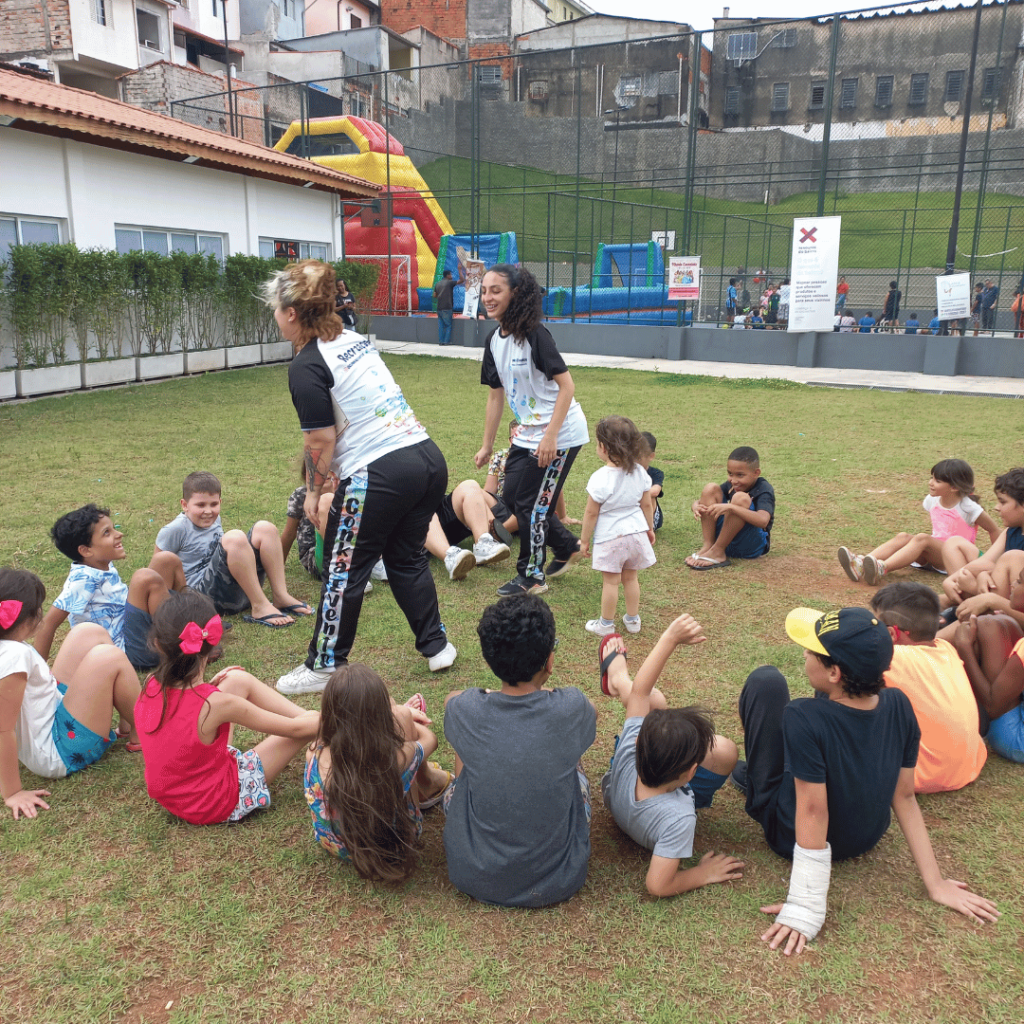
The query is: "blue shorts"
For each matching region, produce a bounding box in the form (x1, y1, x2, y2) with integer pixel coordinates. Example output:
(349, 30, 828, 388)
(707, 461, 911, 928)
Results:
(51, 682, 116, 773)
(987, 703, 1024, 764)
(123, 602, 158, 670)
(715, 517, 770, 559)
(196, 528, 265, 615)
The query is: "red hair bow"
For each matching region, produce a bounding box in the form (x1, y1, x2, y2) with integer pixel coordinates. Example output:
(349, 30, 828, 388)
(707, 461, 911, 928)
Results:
(178, 615, 224, 654)
(0, 600, 23, 629)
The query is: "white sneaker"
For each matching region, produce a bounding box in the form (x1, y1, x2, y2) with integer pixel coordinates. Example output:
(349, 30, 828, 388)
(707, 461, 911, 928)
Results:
(444, 546, 475, 581)
(370, 558, 388, 582)
(427, 641, 457, 672)
(473, 532, 510, 566)
(623, 615, 642, 634)
(276, 663, 333, 694)
(585, 618, 616, 636)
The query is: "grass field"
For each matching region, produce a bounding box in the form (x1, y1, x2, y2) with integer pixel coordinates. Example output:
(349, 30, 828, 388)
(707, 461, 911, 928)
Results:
(1, 358, 1022, 1024)
(418, 155, 1024, 275)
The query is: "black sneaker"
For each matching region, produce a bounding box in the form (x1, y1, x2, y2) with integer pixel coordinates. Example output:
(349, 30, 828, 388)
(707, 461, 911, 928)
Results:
(730, 759, 748, 795)
(545, 544, 581, 579)
(496, 574, 548, 597)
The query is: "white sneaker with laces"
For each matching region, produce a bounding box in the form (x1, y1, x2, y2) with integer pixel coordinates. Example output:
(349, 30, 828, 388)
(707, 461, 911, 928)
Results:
(444, 546, 475, 580)
(585, 618, 616, 637)
(427, 641, 457, 672)
(370, 558, 388, 581)
(276, 663, 333, 695)
(473, 532, 510, 566)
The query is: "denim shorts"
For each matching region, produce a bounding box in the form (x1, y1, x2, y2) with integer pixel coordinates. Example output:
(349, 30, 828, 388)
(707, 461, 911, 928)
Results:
(197, 528, 265, 615)
(51, 682, 116, 774)
(987, 703, 1024, 764)
(716, 518, 770, 559)
(123, 602, 158, 670)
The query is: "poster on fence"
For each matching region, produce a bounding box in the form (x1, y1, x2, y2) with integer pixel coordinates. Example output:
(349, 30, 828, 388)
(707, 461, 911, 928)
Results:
(462, 257, 486, 318)
(668, 257, 700, 302)
(788, 216, 842, 332)
(935, 273, 971, 320)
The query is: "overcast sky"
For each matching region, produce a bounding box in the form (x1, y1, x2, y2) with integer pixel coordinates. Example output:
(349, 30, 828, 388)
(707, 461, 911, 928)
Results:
(587, 0, 977, 32)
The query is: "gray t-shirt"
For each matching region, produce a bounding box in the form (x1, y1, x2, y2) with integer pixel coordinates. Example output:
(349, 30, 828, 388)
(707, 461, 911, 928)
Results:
(443, 686, 596, 908)
(600, 716, 696, 860)
(155, 512, 223, 587)
(434, 277, 456, 311)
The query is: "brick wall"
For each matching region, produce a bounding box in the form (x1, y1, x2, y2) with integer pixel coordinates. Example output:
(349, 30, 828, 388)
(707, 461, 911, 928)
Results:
(468, 43, 511, 65)
(379, 0, 467, 47)
(0, 0, 72, 60)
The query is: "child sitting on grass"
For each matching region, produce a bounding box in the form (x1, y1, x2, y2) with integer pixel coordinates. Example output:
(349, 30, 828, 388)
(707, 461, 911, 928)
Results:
(736, 605, 998, 956)
(34, 504, 184, 671)
(135, 591, 319, 825)
(156, 471, 312, 629)
(443, 594, 597, 907)
(687, 445, 774, 570)
(838, 459, 998, 586)
(0, 568, 141, 820)
(304, 665, 454, 881)
(597, 616, 743, 897)
(580, 416, 656, 637)
(943, 468, 1024, 608)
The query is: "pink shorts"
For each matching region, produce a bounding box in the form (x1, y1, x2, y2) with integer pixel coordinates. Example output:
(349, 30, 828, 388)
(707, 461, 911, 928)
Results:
(592, 532, 656, 573)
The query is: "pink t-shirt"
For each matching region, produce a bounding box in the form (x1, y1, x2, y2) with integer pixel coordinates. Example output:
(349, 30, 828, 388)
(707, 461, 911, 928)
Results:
(923, 494, 984, 543)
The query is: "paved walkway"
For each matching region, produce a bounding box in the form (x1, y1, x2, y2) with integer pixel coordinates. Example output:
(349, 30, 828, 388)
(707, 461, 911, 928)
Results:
(374, 338, 1024, 399)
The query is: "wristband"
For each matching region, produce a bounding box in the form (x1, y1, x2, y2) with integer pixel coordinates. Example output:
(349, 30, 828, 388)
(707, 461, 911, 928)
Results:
(774, 842, 832, 942)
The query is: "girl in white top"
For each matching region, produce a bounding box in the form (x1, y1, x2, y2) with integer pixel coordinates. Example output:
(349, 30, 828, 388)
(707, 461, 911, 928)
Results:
(0, 568, 141, 820)
(579, 417, 656, 636)
(838, 458, 999, 587)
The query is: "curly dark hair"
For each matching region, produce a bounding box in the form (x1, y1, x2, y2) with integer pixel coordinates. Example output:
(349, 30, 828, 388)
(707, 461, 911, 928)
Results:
(995, 467, 1024, 505)
(487, 263, 542, 339)
(477, 594, 556, 685)
(0, 568, 46, 639)
(811, 652, 885, 698)
(313, 664, 419, 883)
(51, 504, 109, 562)
(596, 415, 642, 474)
(636, 706, 715, 789)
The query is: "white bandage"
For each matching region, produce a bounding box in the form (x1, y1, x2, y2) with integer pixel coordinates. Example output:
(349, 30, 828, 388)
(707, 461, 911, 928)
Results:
(774, 842, 832, 943)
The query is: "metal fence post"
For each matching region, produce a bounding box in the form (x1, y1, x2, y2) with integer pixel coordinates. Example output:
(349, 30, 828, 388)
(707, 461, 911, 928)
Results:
(816, 14, 841, 217)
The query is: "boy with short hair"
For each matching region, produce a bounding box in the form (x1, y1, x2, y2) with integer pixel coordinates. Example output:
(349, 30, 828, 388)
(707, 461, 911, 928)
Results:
(156, 471, 311, 628)
(443, 594, 597, 907)
(736, 605, 998, 956)
(943, 468, 1024, 608)
(34, 504, 184, 670)
(870, 582, 987, 793)
(687, 445, 774, 570)
(640, 431, 664, 531)
(598, 617, 743, 897)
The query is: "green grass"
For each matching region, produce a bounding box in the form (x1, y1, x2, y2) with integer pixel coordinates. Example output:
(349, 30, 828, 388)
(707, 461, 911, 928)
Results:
(418, 155, 1024, 273)
(1, 359, 1022, 1023)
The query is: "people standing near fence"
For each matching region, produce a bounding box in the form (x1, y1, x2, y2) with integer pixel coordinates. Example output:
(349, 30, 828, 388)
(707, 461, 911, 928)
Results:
(835, 277, 849, 312)
(1012, 288, 1023, 339)
(880, 282, 902, 330)
(335, 279, 357, 330)
(981, 280, 1000, 334)
(433, 265, 465, 347)
(725, 278, 738, 323)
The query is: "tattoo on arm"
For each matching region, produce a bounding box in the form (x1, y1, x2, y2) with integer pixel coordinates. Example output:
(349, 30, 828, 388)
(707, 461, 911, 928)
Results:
(304, 447, 327, 492)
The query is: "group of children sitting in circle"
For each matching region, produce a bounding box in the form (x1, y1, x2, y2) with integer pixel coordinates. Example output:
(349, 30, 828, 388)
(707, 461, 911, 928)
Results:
(2, 430, 1019, 953)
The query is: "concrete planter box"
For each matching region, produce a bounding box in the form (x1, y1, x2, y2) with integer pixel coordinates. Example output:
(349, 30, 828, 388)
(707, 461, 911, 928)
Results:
(185, 347, 227, 374)
(18, 363, 82, 397)
(0, 370, 16, 401)
(138, 352, 186, 381)
(226, 344, 263, 368)
(261, 341, 293, 363)
(83, 357, 136, 388)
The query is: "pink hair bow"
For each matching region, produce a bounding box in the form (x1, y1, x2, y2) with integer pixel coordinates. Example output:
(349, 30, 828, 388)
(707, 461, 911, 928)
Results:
(0, 600, 23, 629)
(178, 615, 224, 654)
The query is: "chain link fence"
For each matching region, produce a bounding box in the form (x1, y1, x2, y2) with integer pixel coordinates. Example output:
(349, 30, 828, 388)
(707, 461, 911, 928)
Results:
(171, 0, 1024, 328)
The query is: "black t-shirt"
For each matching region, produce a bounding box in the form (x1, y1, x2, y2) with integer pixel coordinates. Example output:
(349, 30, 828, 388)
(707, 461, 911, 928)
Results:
(721, 477, 775, 548)
(769, 688, 920, 861)
(647, 465, 665, 530)
(884, 290, 902, 318)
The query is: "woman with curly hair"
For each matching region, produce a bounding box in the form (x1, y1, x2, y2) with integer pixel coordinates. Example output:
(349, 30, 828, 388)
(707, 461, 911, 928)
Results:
(264, 261, 455, 695)
(473, 265, 589, 596)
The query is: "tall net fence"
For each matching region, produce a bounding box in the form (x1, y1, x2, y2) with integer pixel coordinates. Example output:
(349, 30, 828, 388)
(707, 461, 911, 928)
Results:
(171, 0, 1024, 327)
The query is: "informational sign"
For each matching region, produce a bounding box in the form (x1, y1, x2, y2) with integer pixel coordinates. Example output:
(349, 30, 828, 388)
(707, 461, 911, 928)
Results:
(936, 272, 971, 320)
(668, 256, 700, 302)
(788, 216, 842, 332)
(462, 257, 485, 318)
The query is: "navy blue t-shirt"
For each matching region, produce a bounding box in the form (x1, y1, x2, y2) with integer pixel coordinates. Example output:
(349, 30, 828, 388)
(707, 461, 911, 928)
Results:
(721, 476, 775, 551)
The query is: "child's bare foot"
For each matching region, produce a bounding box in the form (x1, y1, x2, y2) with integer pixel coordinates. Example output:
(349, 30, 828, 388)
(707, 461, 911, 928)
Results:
(272, 592, 314, 617)
(246, 600, 294, 628)
(416, 761, 454, 809)
(686, 548, 729, 570)
(598, 633, 629, 697)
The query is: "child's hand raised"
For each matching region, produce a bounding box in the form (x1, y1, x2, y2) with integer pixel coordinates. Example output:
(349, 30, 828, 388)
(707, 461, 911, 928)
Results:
(663, 613, 706, 647)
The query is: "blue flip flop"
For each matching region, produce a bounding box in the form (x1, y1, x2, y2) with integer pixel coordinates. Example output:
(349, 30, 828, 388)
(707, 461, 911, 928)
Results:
(279, 603, 315, 617)
(243, 611, 293, 629)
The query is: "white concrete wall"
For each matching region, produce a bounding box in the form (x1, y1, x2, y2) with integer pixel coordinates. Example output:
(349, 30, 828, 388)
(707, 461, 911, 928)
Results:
(0, 128, 338, 257)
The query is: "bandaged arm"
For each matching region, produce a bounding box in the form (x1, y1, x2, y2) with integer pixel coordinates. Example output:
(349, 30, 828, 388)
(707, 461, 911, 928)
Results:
(774, 842, 832, 941)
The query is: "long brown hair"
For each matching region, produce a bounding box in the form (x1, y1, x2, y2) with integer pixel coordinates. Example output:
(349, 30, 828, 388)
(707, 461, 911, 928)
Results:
(261, 260, 344, 351)
(314, 664, 419, 883)
(488, 263, 542, 339)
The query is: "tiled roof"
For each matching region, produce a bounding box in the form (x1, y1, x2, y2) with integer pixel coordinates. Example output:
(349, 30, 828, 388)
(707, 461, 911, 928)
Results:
(0, 67, 380, 198)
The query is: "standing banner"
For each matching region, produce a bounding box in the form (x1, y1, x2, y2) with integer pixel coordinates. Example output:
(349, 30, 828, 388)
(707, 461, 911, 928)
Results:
(788, 216, 842, 331)
(668, 256, 700, 302)
(462, 257, 485, 318)
(936, 272, 971, 320)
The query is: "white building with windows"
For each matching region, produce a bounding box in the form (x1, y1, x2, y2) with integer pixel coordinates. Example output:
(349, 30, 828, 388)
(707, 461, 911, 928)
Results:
(0, 66, 378, 268)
